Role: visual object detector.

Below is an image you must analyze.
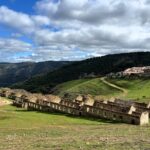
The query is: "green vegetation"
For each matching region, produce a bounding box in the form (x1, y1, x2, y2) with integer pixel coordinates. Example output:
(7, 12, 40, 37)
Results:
(1, 77, 150, 149)
(2, 52, 150, 149)
(53, 78, 121, 99)
(108, 78, 150, 102)
(0, 103, 150, 150)
(0, 61, 70, 87)
(52, 77, 150, 102)
(12, 52, 150, 93)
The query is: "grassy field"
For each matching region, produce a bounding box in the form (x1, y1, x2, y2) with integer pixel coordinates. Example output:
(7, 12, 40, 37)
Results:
(108, 78, 150, 102)
(53, 78, 121, 99)
(0, 101, 150, 150)
(1, 78, 150, 149)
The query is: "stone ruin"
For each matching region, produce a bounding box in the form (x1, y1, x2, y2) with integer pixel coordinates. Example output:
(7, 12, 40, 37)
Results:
(0, 88, 149, 125)
(123, 66, 150, 76)
(107, 66, 150, 78)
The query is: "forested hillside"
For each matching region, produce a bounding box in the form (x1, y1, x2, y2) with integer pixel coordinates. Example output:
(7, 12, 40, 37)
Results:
(12, 52, 150, 93)
(0, 61, 70, 87)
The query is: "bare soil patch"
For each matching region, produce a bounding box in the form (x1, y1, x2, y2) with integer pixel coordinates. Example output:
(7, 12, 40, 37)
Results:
(0, 97, 12, 106)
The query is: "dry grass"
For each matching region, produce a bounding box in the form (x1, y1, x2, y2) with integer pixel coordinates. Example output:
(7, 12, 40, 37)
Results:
(0, 97, 12, 106)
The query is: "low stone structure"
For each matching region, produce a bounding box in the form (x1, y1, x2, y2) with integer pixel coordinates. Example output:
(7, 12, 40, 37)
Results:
(123, 66, 150, 76)
(113, 99, 150, 117)
(82, 104, 148, 125)
(0, 88, 12, 97)
(0, 88, 149, 125)
(45, 94, 61, 104)
(107, 66, 150, 78)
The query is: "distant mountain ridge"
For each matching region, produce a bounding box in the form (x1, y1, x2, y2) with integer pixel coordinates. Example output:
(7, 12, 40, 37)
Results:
(0, 61, 71, 87)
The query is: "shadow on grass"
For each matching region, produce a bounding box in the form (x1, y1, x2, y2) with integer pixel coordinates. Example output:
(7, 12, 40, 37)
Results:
(15, 109, 122, 124)
(64, 113, 121, 124)
(0, 116, 12, 120)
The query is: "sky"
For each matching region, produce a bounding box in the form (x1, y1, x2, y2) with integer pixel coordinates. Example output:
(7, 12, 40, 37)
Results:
(0, 0, 150, 62)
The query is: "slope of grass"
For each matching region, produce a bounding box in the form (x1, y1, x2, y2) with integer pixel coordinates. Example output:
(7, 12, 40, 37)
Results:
(0, 103, 150, 150)
(52, 77, 150, 102)
(52, 78, 121, 98)
(107, 78, 150, 102)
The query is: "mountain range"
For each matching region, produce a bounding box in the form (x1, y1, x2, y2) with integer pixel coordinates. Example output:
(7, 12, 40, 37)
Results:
(11, 52, 150, 93)
(0, 61, 71, 87)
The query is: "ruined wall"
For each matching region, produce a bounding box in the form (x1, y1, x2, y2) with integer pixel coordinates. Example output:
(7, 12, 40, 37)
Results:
(23, 101, 80, 116)
(1, 88, 149, 125)
(82, 105, 143, 125)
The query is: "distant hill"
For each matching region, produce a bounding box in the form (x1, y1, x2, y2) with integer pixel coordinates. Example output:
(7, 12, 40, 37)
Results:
(0, 61, 71, 87)
(12, 52, 150, 93)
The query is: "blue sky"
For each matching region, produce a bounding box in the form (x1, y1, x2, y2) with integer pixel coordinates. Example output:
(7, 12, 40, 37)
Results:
(0, 0, 150, 62)
(0, 0, 36, 13)
(0, 0, 35, 41)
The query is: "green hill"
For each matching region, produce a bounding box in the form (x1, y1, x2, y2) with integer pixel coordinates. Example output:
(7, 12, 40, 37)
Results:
(12, 52, 150, 93)
(52, 77, 150, 102)
(107, 78, 150, 102)
(52, 78, 122, 99)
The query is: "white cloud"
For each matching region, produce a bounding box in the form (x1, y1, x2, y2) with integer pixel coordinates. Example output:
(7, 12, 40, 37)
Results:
(33, 0, 150, 55)
(0, 6, 50, 34)
(0, 38, 31, 51)
(31, 15, 50, 26)
(0, 38, 33, 62)
(1, 0, 150, 62)
(0, 6, 34, 33)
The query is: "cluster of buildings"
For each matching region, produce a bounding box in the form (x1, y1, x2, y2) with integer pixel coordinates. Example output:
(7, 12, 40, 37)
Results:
(0, 88, 149, 125)
(123, 66, 150, 76)
(107, 66, 150, 78)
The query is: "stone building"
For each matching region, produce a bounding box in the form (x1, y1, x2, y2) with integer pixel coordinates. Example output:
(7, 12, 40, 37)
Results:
(74, 95, 83, 104)
(123, 66, 150, 76)
(45, 94, 61, 104)
(0, 88, 12, 97)
(82, 104, 148, 125)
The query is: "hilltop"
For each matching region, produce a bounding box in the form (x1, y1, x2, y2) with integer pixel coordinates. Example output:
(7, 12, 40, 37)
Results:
(12, 52, 150, 93)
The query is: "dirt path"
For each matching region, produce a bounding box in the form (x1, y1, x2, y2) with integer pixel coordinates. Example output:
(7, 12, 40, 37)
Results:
(100, 77, 128, 97)
(0, 97, 12, 106)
